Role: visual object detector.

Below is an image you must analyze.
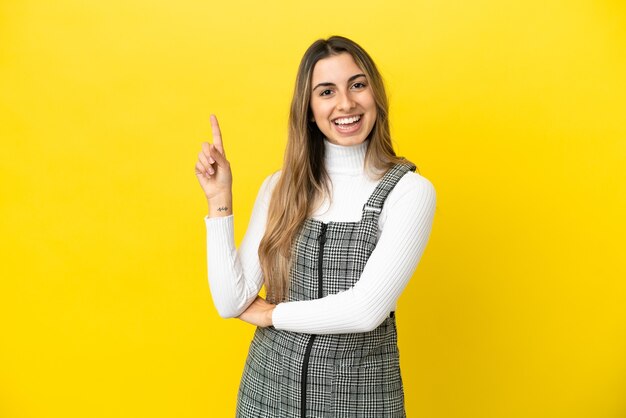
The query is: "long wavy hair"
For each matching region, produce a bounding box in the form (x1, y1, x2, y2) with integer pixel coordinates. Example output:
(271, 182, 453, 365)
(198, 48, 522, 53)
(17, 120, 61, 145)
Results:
(259, 35, 411, 304)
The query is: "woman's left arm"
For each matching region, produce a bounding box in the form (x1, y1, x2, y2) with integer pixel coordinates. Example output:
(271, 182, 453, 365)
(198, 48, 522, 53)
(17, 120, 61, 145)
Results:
(265, 174, 436, 334)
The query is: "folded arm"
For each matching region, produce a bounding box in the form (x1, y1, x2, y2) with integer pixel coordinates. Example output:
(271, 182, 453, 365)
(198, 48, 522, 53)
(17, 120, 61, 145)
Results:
(270, 175, 437, 334)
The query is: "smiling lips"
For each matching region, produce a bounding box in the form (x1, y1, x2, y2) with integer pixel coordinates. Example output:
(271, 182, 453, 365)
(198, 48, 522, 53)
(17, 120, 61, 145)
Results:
(332, 114, 363, 133)
(333, 114, 362, 125)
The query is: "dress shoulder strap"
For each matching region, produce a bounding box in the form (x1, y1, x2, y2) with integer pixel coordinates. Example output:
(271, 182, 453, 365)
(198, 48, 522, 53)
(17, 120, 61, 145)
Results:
(361, 161, 417, 221)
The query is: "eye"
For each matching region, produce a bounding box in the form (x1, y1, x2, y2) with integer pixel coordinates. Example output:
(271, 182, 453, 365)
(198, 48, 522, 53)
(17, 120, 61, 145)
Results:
(352, 82, 366, 89)
(320, 89, 333, 96)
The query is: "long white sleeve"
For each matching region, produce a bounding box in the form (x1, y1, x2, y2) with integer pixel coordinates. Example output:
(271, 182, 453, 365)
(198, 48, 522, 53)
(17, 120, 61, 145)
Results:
(270, 174, 436, 334)
(205, 173, 278, 318)
(204, 138, 437, 333)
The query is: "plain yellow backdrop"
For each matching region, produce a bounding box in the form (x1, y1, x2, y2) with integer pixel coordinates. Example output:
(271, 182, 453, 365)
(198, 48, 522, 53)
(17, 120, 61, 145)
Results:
(1, 1, 625, 417)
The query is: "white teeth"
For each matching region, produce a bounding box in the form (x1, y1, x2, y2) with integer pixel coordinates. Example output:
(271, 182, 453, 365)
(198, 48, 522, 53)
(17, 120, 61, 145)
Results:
(334, 115, 361, 125)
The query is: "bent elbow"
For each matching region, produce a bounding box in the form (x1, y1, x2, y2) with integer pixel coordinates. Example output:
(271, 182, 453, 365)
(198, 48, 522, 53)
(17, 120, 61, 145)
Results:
(213, 293, 257, 319)
(213, 300, 244, 319)
(207, 280, 249, 319)
(353, 310, 388, 333)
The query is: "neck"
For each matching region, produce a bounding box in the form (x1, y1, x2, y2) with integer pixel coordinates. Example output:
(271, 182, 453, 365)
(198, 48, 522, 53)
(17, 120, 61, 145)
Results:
(323, 138, 368, 175)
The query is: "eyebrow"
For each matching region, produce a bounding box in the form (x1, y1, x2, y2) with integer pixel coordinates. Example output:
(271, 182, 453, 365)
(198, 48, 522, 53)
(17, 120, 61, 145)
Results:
(312, 73, 367, 91)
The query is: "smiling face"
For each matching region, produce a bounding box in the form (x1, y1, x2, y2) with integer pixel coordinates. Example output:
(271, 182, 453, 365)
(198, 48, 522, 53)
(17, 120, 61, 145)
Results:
(309, 52, 377, 147)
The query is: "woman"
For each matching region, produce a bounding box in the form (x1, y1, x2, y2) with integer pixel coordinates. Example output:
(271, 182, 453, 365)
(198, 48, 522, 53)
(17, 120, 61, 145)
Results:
(195, 35, 436, 417)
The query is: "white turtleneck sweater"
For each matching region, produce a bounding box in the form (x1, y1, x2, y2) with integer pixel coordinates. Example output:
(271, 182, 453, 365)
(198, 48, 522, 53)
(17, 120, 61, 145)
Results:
(205, 138, 436, 335)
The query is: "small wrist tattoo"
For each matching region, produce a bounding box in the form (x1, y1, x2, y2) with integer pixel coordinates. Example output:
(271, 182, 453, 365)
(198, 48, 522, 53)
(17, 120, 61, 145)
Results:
(217, 206, 229, 212)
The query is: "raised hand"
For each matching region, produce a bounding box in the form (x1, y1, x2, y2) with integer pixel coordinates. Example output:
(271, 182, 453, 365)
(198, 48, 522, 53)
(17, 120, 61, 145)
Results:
(195, 114, 233, 211)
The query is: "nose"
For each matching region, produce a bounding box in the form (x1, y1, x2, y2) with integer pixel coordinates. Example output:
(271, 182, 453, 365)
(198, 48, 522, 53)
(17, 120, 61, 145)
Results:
(336, 90, 356, 112)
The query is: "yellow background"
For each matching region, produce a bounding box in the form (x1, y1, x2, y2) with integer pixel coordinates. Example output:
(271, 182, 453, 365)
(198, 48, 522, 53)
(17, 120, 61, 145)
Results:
(1, 1, 625, 417)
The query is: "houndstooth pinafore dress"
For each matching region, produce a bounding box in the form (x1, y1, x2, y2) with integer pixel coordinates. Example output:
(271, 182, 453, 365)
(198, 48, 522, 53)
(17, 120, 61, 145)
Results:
(236, 162, 415, 418)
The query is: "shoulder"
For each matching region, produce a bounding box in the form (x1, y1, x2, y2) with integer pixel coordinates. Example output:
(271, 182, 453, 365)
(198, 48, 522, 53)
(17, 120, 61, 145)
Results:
(258, 170, 282, 205)
(385, 171, 436, 212)
(261, 170, 282, 189)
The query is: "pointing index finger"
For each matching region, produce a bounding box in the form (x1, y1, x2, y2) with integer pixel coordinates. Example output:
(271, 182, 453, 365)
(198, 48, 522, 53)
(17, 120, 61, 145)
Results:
(210, 114, 225, 156)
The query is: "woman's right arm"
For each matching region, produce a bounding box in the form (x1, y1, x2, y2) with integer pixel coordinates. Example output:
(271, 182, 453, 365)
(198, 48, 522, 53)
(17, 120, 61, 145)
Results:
(195, 114, 276, 318)
(204, 174, 276, 318)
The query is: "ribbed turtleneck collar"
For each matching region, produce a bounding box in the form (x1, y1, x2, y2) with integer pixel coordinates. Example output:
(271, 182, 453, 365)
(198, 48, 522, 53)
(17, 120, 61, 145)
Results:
(323, 138, 368, 175)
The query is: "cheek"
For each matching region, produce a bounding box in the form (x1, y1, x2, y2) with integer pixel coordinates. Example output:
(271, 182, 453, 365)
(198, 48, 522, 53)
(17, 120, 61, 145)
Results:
(311, 102, 332, 119)
(365, 93, 376, 110)
(309, 100, 321, 118)
(366, 101, 377, 121)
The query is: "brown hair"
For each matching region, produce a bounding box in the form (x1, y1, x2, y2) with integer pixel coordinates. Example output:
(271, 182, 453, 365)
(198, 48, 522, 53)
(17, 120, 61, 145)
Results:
(259, 35, 411, 304)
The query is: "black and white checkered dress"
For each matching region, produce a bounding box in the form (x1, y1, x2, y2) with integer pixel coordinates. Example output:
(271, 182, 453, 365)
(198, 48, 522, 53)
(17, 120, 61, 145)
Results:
(236, 162, 415, 417)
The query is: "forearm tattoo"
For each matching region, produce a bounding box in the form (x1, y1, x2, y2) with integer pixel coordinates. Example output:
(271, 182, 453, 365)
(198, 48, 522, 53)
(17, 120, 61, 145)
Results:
(216, 206, 229, 212)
